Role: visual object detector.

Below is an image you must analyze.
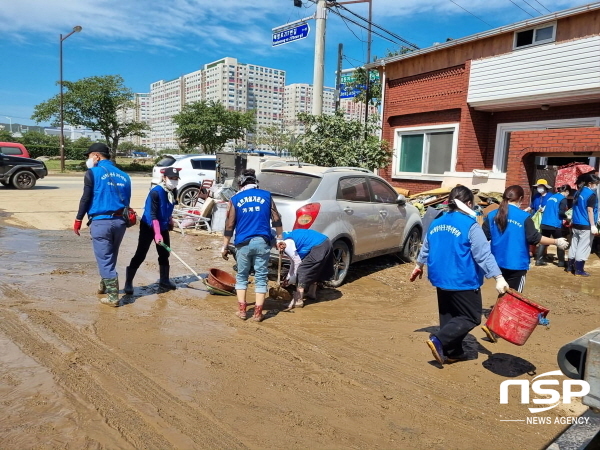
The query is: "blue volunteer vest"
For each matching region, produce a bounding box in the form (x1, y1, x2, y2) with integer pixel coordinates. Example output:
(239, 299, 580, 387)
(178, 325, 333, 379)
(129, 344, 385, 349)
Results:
(541, 193, 565, 229)
(426, 212, 483, 290)
(486, 205, 530, 271)
(141, 186, 175, 231)
(283, 229, 327, 259)
(572, 187, 599, 227)
(231, 188, 272, 246)
(531, 193, 549, 211)
(87, 160, 132, 221)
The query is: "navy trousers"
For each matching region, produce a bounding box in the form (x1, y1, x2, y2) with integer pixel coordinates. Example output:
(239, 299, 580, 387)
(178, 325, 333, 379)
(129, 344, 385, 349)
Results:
(90, 218, 127, 279)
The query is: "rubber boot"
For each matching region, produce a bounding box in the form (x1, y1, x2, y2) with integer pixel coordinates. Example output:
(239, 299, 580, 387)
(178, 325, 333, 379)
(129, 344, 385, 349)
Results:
(159, 265, 176, 291)
(535, 245, 548, 266)
(97, 279, 106, 295)
(566, 259, 575, 274)
(556, 248, 565, 268)
(575, 261, 591, 277)
(252, 304, 264, 322)
(100, 277, 119, 307)
(123, 266, 137, 295)
(235, 302, 248, 320)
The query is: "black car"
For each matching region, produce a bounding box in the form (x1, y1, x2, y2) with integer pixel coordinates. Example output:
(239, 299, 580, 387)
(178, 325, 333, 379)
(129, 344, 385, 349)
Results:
(0, 154, 48, 189)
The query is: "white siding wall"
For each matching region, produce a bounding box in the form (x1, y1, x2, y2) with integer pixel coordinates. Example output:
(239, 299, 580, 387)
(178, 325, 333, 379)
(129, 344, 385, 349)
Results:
(468, 35, 600, 109)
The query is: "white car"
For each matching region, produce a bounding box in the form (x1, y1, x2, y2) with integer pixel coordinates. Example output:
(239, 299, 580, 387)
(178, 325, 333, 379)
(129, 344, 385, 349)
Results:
(152, 154, 216, 206)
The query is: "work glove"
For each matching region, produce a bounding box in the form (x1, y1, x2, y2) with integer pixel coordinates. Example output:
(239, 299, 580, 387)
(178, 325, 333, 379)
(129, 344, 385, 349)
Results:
(221, 246, 229, 261)
(592, 225, 599, 236)
(152, 219, 163, 244)
(73, 219, 82, 236)
(409, 265, 423, 282)
(495, 276, 509, 295)
(555, 237, 569, 250)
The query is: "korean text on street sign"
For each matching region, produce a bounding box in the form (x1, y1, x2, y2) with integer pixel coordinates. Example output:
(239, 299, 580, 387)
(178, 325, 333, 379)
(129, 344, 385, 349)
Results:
(339, 70, 380, 99)
(273, 23, 310, 47)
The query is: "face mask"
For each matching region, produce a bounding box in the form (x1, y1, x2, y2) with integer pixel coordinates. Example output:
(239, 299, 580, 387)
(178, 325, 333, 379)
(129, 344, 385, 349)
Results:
(86, 158, 95, 169)
(537, 187, 546, 194)
(165, 179, 179, 190)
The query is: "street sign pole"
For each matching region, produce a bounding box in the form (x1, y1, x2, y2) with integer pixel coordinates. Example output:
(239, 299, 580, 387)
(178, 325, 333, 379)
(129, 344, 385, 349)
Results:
(312, 0, 327, 116)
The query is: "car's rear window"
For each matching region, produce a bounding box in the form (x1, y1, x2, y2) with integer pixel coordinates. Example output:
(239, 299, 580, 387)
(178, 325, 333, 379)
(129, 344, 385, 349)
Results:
(156, 157, 176, 167)
(258, 172, 321, 201)
(191, 159, 216, 171)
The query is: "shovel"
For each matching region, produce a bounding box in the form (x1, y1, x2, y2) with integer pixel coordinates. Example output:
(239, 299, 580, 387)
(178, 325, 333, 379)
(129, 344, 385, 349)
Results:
(269, 250, 292, 302)
(159, 242, 200, 279)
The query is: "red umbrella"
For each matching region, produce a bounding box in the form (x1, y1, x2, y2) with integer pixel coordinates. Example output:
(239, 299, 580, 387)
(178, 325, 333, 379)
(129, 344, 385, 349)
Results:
(555, 162, 596, 190)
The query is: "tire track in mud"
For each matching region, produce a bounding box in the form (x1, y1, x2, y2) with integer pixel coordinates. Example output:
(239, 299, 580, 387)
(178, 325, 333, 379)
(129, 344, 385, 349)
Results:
(0, 307, 247, 450)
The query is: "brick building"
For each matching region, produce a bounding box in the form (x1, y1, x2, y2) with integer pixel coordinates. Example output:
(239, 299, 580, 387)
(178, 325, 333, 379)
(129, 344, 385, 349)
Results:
(368, 3, 600, 202)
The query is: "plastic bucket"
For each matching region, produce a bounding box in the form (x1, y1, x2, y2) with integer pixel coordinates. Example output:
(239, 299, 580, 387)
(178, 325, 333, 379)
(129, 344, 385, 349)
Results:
(485, 289, 549, 346)
(207, 268, 236, 293)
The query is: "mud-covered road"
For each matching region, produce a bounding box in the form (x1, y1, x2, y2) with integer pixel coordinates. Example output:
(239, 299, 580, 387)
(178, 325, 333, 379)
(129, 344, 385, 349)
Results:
(1, 177, 599, 449)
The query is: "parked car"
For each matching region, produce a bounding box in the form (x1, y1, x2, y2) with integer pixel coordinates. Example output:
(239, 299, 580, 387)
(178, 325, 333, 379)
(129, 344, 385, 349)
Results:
(0, 154, 47, 189)
(151, 154, 216, 206)
(0, 142, 30, 158)
(246, 166, 423, 287)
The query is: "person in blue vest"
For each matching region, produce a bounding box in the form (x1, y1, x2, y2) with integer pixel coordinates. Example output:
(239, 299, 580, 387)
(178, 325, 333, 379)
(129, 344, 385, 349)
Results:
(124, 167, 180, 295)
(528, 178, 552, 213)
(277, 229, 334, 309)
(74, 143, 132, 307)
(409, 186, 509, 367)
(221, 169, 283, 322)
(483, 185, 569, 293)
(539, 184, 571, 267)
(568, 173, 599, 277)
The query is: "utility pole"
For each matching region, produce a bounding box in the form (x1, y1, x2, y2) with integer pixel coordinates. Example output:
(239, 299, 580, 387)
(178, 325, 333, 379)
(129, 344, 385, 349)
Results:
(363, 0, 372, 128)
(335, 43, 343, 111)
(312, 0, 327, 115)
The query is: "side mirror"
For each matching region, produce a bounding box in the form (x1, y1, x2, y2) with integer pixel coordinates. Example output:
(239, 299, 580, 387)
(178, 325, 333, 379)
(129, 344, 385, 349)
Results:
(396, 194, 406, 206)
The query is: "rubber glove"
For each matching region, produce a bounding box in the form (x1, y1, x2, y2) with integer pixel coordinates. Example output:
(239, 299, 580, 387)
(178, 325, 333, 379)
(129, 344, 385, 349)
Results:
(495, 276, 509, 295)
(73, 219, 82, 236)
(555, 238, 569, 250)
(592, 225, 599, 236)
(409, 265, 423, 282)
(152, 219, 163, 244)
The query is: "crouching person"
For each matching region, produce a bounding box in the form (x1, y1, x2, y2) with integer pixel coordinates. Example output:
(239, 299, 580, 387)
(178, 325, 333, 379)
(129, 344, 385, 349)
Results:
(278, 229, 334, 309)
(222, 169, 283, 322)
(124, 167, 180, 294)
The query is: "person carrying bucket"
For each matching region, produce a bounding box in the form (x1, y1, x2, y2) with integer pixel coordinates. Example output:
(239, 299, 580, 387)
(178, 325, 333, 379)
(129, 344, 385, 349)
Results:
(568, 173, 599, 277)
(483, 185, 569, 292)
(124, 167, 180, 295)
(277, 229, 334, 309)
(539, 184, 571, 268)
(409, 186, 509, 366)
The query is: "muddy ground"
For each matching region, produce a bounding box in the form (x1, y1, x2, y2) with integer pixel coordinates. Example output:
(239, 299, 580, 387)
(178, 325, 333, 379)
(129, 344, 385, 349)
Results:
(1, 178, 599, 450)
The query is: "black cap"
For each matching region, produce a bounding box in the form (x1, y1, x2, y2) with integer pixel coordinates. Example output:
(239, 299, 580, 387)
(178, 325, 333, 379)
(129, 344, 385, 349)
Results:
(161, 167, 181, 179)
(85, 143, 111, 157)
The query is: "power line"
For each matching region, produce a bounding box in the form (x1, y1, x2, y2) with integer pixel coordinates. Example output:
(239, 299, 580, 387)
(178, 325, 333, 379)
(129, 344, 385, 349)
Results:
(533, 0, 552, 13)
(507, 0, 535, 17)
(329, 8, 406, 47)
(331, 2, 419, 49)
(448, 0, 494, 28)
(521, 0, 544, 15)
(337, 9, 367, 44)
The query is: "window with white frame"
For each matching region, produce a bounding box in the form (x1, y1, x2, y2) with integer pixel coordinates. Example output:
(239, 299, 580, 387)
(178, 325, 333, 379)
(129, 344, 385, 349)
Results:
(394, 125, 459, 177)
(513, 22, 556, 49)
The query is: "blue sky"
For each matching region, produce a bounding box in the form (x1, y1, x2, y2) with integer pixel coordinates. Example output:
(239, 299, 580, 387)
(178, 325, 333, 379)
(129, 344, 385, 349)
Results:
(0, 0, 590, 127)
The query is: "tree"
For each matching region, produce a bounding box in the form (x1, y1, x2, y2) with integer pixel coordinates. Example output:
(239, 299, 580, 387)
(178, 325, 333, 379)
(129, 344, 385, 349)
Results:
(0, 129, 14, 141)
(172, 100, 255, 154)
(255, 125, 292, 156)
(295, 111, 390, 171)
(31, 75, 149, 160)
(346, 47, 413, 107)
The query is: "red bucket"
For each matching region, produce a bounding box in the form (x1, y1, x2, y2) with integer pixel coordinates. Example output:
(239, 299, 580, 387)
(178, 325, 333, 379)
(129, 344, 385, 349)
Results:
(485, 290, 549, 346)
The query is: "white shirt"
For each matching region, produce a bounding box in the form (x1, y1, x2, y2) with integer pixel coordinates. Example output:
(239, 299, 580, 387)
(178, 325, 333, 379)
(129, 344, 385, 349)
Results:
(283, 239, 302, 284)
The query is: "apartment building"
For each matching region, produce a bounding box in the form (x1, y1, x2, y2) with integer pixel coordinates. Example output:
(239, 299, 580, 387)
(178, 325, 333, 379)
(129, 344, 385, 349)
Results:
(118, 93, 151, 147)
(283, 83, 336, 135)
(369, 3, 600, 201)
(339, 97, 378, 124)
(148, 57, 286, 151)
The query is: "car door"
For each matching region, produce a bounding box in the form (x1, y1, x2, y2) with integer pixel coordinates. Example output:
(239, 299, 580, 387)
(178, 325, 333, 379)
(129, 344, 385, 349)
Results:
(0, 154, 7, 178)
(336, 176, 378, 257)
(190, 158, 207, 181)
(368, 177, 407, 252)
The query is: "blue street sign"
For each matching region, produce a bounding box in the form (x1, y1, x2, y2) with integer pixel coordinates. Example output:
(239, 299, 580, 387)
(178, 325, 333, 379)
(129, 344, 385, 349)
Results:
(272, 23, 310, 47)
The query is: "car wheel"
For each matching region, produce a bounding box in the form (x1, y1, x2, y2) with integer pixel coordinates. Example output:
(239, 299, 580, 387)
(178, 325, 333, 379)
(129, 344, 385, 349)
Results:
(401, 227, 421, 263)
(326, 240, 351, 288)
(178, 186, 200, 207)
(11, 171, 37, 190)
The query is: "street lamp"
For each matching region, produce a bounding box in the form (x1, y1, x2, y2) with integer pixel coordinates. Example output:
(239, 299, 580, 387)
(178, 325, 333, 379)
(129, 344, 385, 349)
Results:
(59, 25, 82, 172)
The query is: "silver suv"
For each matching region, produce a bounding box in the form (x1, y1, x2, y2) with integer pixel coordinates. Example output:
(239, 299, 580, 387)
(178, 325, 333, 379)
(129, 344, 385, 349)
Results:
(258, 166, 423, 287)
